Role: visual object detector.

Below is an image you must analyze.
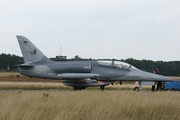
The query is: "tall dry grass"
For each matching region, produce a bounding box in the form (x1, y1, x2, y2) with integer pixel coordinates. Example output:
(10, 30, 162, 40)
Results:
(0, 82, 151, 91)
(0, 82, 71, 90)
(0, 90, 179, 120)
(0, 72, 21, 77)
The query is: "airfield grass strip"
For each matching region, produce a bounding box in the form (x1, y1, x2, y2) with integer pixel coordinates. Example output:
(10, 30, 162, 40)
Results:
(0, 82, 152, 90)
(0, 91, 179, 120)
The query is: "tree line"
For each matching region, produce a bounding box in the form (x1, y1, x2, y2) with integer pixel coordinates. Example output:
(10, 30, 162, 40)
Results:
(1, 53, 180, 76)
(0, 53, 23, 71)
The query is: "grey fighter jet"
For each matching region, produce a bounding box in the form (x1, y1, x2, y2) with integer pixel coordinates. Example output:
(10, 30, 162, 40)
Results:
(16, 35, 172, 91)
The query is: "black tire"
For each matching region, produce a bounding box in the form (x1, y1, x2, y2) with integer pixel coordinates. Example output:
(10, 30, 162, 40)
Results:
(74, 87, 78, 91)
(134, 87, 140, 91)
(100, 86, 105, 90)
(151, 85, 155, 92)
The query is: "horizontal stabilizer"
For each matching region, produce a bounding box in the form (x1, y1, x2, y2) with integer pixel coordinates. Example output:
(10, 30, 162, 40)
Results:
(57, 73, 100, 79)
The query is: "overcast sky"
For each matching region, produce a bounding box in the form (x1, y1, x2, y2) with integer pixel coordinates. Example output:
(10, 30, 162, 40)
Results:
(0, 0, 180, 61)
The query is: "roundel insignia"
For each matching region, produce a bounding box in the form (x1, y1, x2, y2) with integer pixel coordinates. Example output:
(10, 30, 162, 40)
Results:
(30, 48, 37, 55)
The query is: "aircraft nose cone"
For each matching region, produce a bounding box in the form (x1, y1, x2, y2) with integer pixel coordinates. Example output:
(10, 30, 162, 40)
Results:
(127, 70, 172, 82)
(157, 75, 172, 81)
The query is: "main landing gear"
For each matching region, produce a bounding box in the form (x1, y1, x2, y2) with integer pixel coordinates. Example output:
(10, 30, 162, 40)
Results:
(74, 87, 86, 90)
(74, 86, 106, 91)
(100, 85, 105, 90)
(151, 85, 155, 91)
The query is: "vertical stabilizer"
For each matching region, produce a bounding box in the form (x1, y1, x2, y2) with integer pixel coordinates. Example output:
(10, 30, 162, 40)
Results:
(16, 35, 50, 63)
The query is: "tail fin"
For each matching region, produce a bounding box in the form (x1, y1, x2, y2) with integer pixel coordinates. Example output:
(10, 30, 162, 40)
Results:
(16, 35, 50, 63)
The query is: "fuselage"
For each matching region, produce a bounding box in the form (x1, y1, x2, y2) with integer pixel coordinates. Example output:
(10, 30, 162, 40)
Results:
(18, 60, 172, 82)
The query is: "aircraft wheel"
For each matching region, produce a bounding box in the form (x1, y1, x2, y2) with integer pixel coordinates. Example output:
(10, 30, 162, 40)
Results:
(74, 87, 78, 91)
(151, 85, 155, 92)
(74, 87, 86, 91)
(100, 86, 105, 90)
(134, 87, 140, 91)
(81, 87, 86, 90)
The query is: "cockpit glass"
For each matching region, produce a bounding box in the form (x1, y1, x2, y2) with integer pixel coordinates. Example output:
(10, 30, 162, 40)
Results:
(97, 60, 139, 70)
(97, 61, 112, 66)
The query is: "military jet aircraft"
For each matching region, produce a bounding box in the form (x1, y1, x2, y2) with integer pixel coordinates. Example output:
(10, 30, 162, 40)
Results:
(16, 35, 172, 91)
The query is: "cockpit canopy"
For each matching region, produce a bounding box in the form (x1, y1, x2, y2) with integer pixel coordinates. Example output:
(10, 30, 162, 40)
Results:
(97, 60, 139, 70)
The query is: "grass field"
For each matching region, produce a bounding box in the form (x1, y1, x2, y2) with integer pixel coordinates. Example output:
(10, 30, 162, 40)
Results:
(0, 90, 180, 120)
(0, 72, 21, 77)
(0, 72, 180, 120)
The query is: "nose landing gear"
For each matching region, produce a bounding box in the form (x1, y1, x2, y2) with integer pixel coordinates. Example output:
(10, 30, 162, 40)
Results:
(134, 81, 142, 91)
(134, 87, 140, 91)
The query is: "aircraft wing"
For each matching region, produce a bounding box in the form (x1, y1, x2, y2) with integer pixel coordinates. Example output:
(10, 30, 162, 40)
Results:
(57, 73, 100, 79)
